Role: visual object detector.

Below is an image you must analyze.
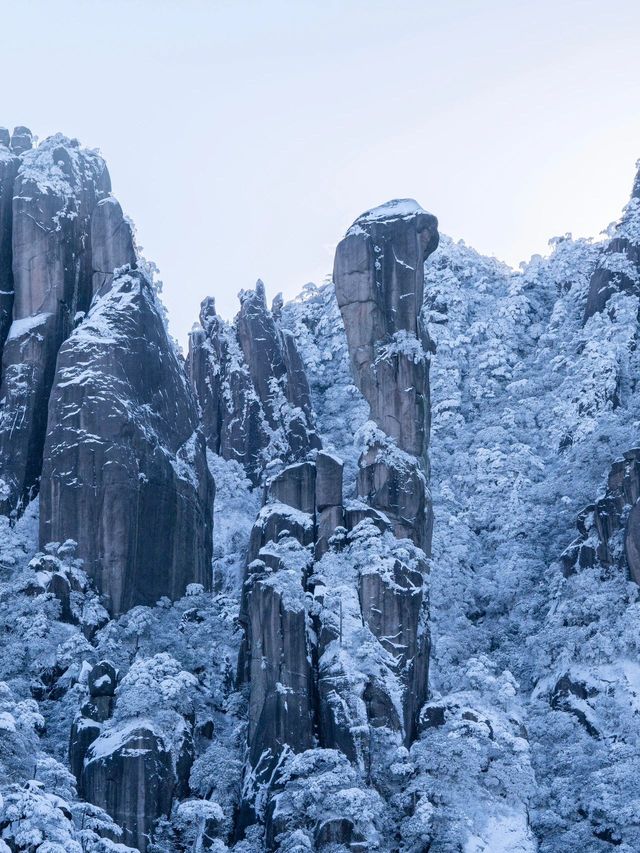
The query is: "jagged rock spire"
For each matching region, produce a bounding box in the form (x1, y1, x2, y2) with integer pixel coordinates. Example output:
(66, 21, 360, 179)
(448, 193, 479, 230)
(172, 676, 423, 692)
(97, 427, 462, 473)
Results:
(188, 279, 321, 485)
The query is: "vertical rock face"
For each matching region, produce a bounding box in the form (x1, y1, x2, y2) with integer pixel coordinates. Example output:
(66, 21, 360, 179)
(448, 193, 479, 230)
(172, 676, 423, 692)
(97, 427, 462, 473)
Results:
(40, 268, 214, 615)
(187, 281, 320, 485)
(187, 296, 270, 483)
(0, 133, 111, 514)
(0, 138, 18, 363)
(584, 163, 640, 320)
(90, 196, 136, 296)
(235, 202, 436, 842)
(334, 199, 438, 458)
(83, 725, 174, 852)
(334, 199, 438, 551)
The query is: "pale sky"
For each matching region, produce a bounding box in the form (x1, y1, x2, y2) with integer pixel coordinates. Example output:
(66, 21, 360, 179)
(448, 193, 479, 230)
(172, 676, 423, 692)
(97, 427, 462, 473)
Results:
(2, 0, 640, 346)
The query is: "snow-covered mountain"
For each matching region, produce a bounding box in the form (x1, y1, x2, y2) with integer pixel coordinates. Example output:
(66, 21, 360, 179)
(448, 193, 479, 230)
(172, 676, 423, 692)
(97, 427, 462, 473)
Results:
(0, 126, 639, 853)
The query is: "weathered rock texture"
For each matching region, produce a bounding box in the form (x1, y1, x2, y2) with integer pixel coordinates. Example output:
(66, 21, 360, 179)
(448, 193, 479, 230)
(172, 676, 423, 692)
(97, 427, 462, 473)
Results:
(0, 132, 113, 514)
(235, 201, 436, 841)
(0, 139, 18, 364)
(84, 724, 174, 851)
(584, 163, 640, 320)
(187, 281, 320, 485)
(40, 268, 214, 615)
(334, 199, 438, 550)
(563, 447, 640, 583)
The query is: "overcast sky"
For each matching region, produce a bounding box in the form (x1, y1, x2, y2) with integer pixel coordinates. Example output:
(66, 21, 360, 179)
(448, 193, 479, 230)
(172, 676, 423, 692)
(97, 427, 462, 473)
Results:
(3, 0, 640, 346)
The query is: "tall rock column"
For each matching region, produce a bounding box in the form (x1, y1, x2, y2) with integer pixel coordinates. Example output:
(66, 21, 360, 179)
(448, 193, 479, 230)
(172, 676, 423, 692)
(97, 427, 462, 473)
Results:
(0, 133, 111, 514)
(334, 199, 439, 552)
(0, 134, 18, 364)
(40, 268, 214, 615)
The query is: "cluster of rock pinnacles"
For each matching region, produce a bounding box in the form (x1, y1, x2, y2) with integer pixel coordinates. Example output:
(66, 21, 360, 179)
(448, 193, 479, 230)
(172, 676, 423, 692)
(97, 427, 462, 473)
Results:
(2, 127, 639, 850)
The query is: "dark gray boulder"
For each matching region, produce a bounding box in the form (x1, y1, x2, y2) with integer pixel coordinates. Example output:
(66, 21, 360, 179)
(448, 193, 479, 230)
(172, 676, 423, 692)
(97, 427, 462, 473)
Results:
(359, 558, 430, 741)
(357, 446, 432, 551)
(240, 541, 315, 829)
(10, 126, 33, 154)
(39, 268, 214, 615)
(315, 504, 344, 559)
(315, 451, 343, 510)
(88, 661, 117, 697)
(69, 715, 102, 791)
(0, 134, 111, 514)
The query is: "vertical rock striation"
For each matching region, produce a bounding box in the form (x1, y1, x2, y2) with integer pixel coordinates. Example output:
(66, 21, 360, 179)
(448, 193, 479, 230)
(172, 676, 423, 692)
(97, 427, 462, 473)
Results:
(0, 134, 18, 365)
(334, 198, 439, 551)
(0, 132, 111, 514)
(235, 201, 437, 843)
(40, 268, 214, 615)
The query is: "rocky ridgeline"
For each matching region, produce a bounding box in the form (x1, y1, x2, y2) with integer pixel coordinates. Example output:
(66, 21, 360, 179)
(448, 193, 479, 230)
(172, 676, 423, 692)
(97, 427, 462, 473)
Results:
(187, 280, 321, 484)
(208, 202, 438, 843)
(0, 126, 214, 618)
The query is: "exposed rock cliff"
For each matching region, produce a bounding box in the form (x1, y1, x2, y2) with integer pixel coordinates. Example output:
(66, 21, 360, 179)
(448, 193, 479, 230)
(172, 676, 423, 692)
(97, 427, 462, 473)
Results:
(0, 132, 111, 515)
(235, 203, 436, 842)
(188, 281, 321, 485)
(334, 199, 438, 552)
(40, 267, 214, 615)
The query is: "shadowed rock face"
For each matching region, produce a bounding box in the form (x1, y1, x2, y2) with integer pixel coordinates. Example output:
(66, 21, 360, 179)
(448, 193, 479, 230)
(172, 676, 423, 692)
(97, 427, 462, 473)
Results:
(83, 725, 174, 852)
(359, 558, 430, 741)
(0, 133, 111, 514)
(584, 164, 640, 321)
(188, 282, 320, 485)
(40, 268, 214, 615)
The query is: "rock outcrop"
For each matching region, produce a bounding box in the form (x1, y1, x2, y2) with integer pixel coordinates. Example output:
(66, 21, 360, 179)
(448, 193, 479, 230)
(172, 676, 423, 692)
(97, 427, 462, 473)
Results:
(90, 196, 136, 296)
(334, 199, 438, 551)
(0, 133, 112, 515)
(187, 281, 321, 485)
(584, 163, 640, 320)
(0, 138, 18, 363)
(562, 447, 640, 583)
(83, 723, 175, 851)
(40, 268, 214, 615)
(236, 201, 436, 840)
